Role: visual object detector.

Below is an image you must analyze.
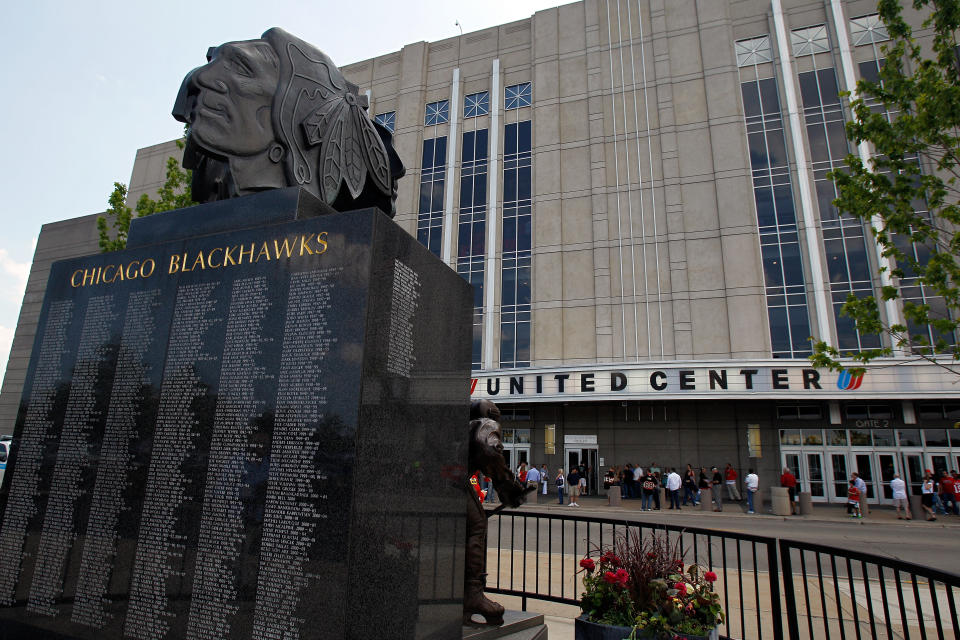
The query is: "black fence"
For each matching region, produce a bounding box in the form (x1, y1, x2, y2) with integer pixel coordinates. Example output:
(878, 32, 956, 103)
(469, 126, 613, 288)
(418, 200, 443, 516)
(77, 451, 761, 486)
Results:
(485, 511, 960, 640)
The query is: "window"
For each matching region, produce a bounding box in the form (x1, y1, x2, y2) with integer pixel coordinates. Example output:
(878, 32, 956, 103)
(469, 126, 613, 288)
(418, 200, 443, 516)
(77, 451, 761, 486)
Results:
(416, 137, 447, 256)
(779, 429, 802, 445)
(374, 111, 396, 133)
(425, 100, 449, 126)
(739, 64, 812, 358)
(844, 404, 892, 420)
(791, 25, 830, 56)
(500, 121, 532, 368)
(464, 91, 489, 118)
(456, 129, 489, 369)
(776, 405, 822, 420)
(797, 62, 879, 352)
(850, 14, 889, 47)
(505, 83, 532, 110)
(736, 36, 773, 67)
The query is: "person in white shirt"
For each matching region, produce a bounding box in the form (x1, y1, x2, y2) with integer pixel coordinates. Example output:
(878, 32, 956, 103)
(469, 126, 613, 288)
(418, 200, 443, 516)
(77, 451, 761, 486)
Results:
(666, 468, 682, 509)
(745, 470, 759, 514)
(525, 464, 541, 494)
(890, 473, 910, 520)
(540, 464, 549, 495)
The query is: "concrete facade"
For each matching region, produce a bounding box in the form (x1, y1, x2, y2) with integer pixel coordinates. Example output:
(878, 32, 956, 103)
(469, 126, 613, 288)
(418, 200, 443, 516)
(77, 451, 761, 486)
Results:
(2, 0, 959, 504)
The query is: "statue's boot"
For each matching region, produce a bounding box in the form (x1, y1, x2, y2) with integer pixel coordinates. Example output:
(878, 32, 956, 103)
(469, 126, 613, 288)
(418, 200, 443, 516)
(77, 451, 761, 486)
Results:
(463, 488, 504, 625)
(463, 575, 504, 626)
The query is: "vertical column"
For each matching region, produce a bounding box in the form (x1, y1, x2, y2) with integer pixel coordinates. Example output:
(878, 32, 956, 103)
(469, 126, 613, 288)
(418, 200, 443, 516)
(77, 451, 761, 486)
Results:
(483, 59, 501, 370)
(442, 68, 461, 266)
(251, 268, 340, 640)
(124, 282, 222, 640)
(771, 0, 834, 344)
(0, 300, 73, 604)
(73, 289, 161, 629)
(829, 0, 903, 350)
(185, 276, 271, 639)
(27, 295, 117, 616)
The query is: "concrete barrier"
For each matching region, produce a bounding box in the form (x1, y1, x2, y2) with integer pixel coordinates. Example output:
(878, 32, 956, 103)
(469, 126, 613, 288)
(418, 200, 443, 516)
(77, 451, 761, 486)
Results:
(700, 487, 713, 511)
(798, 491, 813, 515)
(770, 486, 792, 516)
(909, 494, 923, 519)
(607, 486, 621, 506)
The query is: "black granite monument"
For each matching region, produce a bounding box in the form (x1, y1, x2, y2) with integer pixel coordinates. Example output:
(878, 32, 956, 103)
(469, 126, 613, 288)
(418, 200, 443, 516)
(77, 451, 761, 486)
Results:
(0, 28, 473, 640)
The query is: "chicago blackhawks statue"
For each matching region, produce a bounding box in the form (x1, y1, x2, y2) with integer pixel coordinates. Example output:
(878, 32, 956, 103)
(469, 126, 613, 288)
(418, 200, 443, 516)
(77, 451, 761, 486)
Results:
(464, 400, 532, 626)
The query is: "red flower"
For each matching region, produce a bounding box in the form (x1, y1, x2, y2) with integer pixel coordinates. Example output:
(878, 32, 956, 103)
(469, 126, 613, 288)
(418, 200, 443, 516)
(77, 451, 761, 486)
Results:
(601, 551, 622, 567)
(673, 582, 687, 595)
(675, 559, 684, 569)
(579, 557, 596, 571)
(646, 552, 657, 559)
(603, 571, 619, 585)
(704, 571, 717, 583)
(614, 568, 630, 587)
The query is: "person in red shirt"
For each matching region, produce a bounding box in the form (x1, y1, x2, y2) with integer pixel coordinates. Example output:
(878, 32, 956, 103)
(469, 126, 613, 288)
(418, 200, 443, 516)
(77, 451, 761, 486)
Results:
(780, 467, 798, 515)
(939, 471, 958, 515)
(724, 463, 741, 501)
(846, 479, 862, 518)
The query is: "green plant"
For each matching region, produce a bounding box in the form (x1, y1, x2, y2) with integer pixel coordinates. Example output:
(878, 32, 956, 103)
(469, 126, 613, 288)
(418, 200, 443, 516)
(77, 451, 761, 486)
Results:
(578, 530, 724, 639)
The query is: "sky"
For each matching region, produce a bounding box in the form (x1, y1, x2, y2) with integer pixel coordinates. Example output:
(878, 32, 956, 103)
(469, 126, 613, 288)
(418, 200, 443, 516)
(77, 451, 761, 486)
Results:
(0, 0, 569, 381)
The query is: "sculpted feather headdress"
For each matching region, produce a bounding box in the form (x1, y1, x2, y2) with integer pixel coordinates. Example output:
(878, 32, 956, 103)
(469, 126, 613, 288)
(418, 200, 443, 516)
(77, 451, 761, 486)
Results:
(263, 28, 396, 211)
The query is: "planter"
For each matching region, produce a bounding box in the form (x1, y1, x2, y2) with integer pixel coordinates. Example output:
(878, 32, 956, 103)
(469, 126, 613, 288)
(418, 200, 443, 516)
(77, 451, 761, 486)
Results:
(575, 615, 719, 640)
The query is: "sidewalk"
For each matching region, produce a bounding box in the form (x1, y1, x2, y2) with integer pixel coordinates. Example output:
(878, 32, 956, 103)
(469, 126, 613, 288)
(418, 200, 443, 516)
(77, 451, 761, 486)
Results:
(505, 492, 960, 527)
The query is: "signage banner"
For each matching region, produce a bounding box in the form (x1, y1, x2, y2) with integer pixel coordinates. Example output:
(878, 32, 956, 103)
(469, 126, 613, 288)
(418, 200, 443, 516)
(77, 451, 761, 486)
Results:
(469, 360, 959, 402)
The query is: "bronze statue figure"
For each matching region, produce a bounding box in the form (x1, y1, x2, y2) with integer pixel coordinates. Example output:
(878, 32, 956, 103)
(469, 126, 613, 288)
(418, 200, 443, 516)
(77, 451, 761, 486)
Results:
(465, 399, 530, 626)
(172, 28, 405, 215)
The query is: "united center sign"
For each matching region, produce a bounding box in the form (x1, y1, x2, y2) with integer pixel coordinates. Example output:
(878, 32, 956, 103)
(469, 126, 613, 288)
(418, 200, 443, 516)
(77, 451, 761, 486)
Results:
(469, 360, 959, 402)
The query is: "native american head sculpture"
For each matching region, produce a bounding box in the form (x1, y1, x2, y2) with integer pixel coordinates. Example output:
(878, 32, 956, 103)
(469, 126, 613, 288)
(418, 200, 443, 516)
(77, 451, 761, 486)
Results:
(172, 28, 405, 216)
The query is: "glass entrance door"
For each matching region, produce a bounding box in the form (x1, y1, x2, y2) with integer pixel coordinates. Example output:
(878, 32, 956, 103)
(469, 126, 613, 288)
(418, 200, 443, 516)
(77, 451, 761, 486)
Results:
(903, 452, 925, 495)
(805, 453, 826, 499)
(829, 453, 849, 501)
(564, 446, 599, 496)
(875, 453, 899, 501)
(854, 454, 876, 501)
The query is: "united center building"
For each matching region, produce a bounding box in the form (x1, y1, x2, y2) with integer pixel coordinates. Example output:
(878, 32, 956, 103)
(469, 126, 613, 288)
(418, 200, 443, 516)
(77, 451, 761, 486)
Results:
(3, 0, 960, 505)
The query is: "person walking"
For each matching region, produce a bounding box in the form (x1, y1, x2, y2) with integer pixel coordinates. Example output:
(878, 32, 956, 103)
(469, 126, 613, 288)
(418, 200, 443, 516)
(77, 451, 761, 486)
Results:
(890, 472, 911, 520)
(652, 471, 662, 510)
(555, 468, 566, 505)
(745, 469, 759, 514)
(578, 472, 587, 502)
(852, 472, 868, 517)
(711, 466, 724, 512)
(640, 470, 657, 511)
(780, 467, 798, 515)
(567, 467, 581, 507)
(540, 464, 549, 496)
(724, 463, 741, 501)
(939, 470, 957, 515)
(846, 479, 862, 518)
(921, 471, 937, 521)
(666, 468, 682, 510)
(683, 466, 698, 506)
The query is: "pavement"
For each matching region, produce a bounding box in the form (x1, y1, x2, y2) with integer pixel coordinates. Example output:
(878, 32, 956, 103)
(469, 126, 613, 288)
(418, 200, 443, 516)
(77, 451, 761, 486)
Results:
(501, 491, 960, 527)
(484, 490, 960, 639)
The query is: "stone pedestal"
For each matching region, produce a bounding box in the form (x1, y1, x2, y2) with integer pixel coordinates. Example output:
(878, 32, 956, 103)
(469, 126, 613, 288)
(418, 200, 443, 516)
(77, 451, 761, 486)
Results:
(699, 487, 713, 511)
(909, 494, 923, 519)
(770, 487, 792, 516)
(464, 611, 547, 639)
(0, 193, 472, 639)
(798, 491, 813, 515)
(607, 486, 621, 506)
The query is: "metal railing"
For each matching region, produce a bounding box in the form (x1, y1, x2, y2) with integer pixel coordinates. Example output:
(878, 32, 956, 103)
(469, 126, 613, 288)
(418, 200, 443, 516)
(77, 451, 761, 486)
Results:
(485, 511, 960, 640)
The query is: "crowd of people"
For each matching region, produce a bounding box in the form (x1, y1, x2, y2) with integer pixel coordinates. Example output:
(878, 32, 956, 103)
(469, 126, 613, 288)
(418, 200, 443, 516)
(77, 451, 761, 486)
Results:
(477, 461, 960, 521)
(596, 463, 759, 512)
